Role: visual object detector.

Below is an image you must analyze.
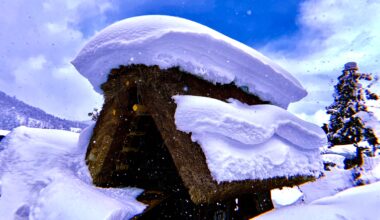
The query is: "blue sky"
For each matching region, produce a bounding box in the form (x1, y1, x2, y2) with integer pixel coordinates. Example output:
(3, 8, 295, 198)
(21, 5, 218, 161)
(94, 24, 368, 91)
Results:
(103, 0, 301, 47)
(1, 0, 379, 123)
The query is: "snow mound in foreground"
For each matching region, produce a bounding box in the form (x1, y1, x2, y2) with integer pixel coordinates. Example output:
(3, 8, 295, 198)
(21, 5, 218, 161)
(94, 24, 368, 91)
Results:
(173, 95, 326, 182)
(256, 181, 380, 220)
(0, 126, 145, 220)
(72, 15, 307, 108)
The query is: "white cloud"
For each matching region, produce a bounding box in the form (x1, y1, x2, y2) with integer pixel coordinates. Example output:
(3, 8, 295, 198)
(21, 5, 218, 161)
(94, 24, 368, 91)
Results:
(295, 0, 380, 73)
(0, 0, 217, 120)
(28, 55, 47, 70)
(0, 0, 117, 120)
(261, 0, 380, 123)
(290, 109, 329, 127)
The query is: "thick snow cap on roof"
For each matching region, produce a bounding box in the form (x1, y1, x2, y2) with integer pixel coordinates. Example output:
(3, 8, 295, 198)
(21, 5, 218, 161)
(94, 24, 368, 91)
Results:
(72, 15, 307, 108)
(173, 95, 326, 182)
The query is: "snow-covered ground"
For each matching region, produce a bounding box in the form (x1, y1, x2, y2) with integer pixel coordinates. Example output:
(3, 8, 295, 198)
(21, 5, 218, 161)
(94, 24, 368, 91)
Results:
(0, 126, 145, 220)
(2, 126, 379, 220)
(258, 144, 380, 220)
(256, 180, 380, 220)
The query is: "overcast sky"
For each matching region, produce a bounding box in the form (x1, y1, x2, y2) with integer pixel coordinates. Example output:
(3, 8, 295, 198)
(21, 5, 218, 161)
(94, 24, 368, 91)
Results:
(1, 0, 379, 123)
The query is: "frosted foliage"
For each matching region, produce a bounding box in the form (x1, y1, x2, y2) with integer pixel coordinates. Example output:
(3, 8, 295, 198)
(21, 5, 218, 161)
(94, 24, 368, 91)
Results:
(325, 68, 379, 149)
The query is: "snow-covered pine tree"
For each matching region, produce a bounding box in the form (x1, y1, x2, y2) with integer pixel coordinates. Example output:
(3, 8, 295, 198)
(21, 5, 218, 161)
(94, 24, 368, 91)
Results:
(325, 62, 379, 156)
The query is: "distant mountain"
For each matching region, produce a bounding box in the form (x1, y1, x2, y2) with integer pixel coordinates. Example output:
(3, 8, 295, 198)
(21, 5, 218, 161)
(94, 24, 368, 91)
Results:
(0, 90, 88, 131)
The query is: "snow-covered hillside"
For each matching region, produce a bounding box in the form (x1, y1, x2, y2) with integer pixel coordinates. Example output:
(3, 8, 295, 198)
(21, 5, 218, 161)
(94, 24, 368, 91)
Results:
(0, 90, 87, 131)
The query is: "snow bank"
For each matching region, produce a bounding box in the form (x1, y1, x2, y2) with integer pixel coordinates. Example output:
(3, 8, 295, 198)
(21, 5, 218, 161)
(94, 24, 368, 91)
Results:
(298, 168, 354, 203)
(256, 181, 380, 220)
(0, 129, 10, 136)
(356, 155, 380, 184)
(265, 146, 380, 219)
(295, 149, 380, 204)
(322, 154, 346, 169)
(72, 15, 307, 108)
(363, 161, 380, 181)
(270, 187, 303, 208)
(324, 144, 357, 159)
(0, 126, 145, 220)
(173, 95, 326, 182)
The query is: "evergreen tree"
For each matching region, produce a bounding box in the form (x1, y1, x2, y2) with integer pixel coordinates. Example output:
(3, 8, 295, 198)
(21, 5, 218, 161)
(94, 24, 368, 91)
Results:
(324, 62, 379, 156)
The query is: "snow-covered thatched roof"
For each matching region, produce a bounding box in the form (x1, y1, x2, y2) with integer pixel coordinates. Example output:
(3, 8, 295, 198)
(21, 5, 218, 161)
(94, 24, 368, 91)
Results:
(174, 95, 326, 183)
(72, 15, 307, 108)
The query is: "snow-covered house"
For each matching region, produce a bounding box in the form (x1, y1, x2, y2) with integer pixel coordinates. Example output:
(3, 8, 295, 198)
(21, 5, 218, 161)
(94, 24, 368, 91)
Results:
(72, 15, 326, 219)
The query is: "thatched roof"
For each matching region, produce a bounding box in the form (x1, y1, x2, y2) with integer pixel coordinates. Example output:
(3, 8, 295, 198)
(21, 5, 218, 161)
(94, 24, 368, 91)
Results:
(86, 64, 313, 204)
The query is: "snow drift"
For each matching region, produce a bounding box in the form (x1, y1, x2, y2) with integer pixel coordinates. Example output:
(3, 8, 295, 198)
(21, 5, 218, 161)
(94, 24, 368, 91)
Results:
(0, 126, 145, 220)
(256, 181, 380, 220)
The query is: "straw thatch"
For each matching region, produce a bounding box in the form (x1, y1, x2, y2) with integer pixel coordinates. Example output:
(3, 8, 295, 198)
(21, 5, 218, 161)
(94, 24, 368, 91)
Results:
(86, 64, 313, 205)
